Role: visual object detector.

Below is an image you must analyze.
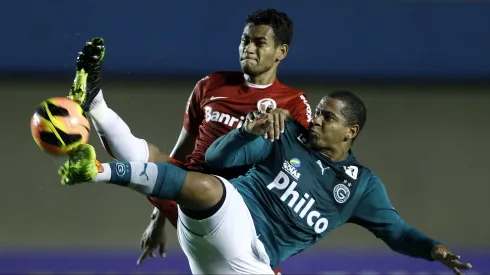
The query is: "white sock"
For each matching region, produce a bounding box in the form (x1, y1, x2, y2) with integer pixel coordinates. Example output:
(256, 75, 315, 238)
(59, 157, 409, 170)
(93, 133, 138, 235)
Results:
(87, 90, 149, 162)
(94, 162, 159, 196)
(95, 163, 112, 182)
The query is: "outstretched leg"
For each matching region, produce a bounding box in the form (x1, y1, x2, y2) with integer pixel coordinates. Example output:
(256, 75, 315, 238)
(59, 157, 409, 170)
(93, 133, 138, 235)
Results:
(61, 144, 224, 213)
(60, 144, 274, 274)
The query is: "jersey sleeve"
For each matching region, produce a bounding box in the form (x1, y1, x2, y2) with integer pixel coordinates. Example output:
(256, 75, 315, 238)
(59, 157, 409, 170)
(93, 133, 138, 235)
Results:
(183, 78, 206, 136)
(284, 93, 312, 128)
(348, 176, 441, 261)
(205, 127, 273, 169)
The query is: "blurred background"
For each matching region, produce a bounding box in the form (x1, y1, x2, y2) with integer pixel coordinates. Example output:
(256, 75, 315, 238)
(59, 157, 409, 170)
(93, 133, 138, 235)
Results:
(1, 0, 490, 274)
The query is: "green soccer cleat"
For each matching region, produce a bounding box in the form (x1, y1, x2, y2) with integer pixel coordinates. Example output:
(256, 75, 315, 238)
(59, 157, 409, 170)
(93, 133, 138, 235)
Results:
(59, 144, 99, 185)
(68, 37, 105, 111)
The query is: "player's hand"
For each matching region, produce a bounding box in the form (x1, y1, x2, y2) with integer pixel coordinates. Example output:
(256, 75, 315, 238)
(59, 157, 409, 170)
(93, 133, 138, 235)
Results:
(68, 37, 105, 111)
(245, 108, 292, 141)
(137, 212, 167, 265)
(58, 144, 100, 185)
(431, 245, 472, 275)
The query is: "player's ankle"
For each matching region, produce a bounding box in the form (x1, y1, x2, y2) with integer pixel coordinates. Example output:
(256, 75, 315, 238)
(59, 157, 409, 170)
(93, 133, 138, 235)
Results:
(93, 163, 111, 182)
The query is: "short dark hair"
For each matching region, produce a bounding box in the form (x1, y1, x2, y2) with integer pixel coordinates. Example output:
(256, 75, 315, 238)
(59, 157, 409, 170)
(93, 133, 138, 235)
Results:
(246, 9, 294, 46)
(327, 90, 367, 139)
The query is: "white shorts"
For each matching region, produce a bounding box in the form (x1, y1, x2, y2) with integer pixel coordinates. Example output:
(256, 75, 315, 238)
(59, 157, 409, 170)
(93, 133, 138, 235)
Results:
(177, 176, 274, 274)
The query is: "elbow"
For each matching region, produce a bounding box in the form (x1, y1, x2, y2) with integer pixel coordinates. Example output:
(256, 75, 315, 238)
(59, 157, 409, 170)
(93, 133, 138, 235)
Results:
(382, 226, 435, 261)
(374, 222, 411, 253)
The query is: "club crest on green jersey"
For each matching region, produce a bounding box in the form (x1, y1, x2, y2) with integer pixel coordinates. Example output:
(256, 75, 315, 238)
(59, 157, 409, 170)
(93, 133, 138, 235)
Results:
(333, 183, 350, 204)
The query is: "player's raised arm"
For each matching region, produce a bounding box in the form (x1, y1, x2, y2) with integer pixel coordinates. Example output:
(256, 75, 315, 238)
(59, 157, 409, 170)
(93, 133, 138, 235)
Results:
(169, 79, 205, 162)
(205, 126, 272, 169)
(348, 176, 472, 275)
(205, 109, 290, 168)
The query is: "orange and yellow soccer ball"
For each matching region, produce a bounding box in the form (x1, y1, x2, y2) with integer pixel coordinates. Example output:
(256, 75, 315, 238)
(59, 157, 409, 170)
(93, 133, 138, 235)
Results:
(30, 97, 90, 156)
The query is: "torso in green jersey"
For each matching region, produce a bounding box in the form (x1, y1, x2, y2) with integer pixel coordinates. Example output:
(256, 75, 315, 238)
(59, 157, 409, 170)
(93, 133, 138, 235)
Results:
(230, 121, 368, 269)
(208, 120, 439, 269)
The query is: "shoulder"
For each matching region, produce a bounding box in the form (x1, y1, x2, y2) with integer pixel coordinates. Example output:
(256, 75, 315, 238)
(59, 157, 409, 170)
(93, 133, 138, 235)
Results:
(285, 120, 305, 131)
(286, 88, 310, 109)
(200, 71, 244, 89)
(283, 120, 308, 142)
(274, 83, 311, 118)
(364, 170, 382, 185)
(275, 82, 308, 100)
(358, 168, 386, 193)
(192, 71, 243, 98)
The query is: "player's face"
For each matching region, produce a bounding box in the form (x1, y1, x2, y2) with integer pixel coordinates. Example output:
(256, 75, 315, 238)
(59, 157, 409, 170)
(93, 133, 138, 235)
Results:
(239, 24, 287, 76)
(308, 98, 358, 149)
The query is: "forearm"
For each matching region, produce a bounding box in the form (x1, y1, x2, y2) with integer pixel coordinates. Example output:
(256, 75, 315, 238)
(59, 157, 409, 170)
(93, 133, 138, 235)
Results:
(355, 178, 442, 262)
(151, 207, 168, 225)
(205, 127, 262, 168)
(88, 91, 149, 162)
(149, 202, 179, 229)
(168, 127, 196, 163)
(385, 226, 441, 261)
(151, 207, 162, 219)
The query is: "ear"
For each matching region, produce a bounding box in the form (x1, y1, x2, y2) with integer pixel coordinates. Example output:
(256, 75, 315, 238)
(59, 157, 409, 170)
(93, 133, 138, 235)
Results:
(346, 124, 360, 140)
(276, 44, 289, 61)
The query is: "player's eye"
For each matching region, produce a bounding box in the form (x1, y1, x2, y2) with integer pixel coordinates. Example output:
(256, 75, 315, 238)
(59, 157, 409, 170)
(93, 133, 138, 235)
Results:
(324, 113, 335, 121)
(317, 110, 336, 122)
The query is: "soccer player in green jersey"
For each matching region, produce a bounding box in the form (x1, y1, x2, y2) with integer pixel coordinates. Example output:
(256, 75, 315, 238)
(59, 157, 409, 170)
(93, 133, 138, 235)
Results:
(59, 90, 472, 275)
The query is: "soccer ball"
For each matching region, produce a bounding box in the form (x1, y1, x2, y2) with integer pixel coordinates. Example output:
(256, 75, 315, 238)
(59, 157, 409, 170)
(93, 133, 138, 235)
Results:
(30, 97, 90, 156)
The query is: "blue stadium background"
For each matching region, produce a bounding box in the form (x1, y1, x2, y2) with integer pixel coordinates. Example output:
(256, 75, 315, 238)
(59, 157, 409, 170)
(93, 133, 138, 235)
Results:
(1, 1, 489, 274)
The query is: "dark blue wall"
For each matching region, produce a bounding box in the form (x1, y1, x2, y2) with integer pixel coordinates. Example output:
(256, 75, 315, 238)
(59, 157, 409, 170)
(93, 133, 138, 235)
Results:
(4, 1, 490, 78)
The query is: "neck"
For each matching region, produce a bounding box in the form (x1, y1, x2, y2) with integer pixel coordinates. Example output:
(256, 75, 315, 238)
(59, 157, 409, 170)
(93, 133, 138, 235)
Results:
(244, 69, 277, 85)
(319, 146, 350, 163)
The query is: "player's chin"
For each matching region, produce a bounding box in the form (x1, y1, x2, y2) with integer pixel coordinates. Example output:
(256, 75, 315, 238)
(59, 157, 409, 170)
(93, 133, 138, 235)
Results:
(308, 137, 321, 149)
(241, 61, 259, 75)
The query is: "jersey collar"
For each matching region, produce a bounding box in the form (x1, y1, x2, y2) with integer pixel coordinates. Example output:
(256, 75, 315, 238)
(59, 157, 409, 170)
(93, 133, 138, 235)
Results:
(243, 75, 280, 89)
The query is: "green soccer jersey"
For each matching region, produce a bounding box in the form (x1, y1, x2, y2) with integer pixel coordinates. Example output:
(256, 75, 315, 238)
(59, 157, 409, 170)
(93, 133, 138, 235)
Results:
(206, 121, 441, 269)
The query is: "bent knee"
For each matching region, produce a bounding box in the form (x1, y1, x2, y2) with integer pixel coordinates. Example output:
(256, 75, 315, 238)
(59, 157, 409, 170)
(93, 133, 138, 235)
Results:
(180, 173, 224, 210)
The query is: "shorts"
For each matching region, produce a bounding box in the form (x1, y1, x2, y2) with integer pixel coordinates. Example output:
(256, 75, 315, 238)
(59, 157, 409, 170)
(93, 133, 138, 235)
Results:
(177, 176, 274, 274)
